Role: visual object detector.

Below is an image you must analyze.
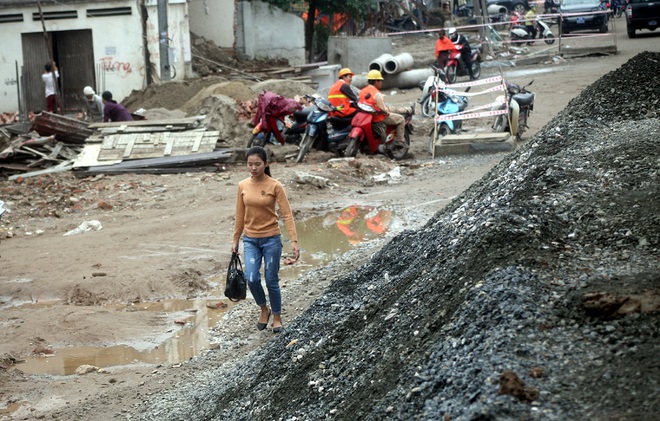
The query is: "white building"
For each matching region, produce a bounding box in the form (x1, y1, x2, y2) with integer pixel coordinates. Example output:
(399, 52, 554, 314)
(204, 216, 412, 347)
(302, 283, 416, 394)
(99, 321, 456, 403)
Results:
(0, 0, 192, 113)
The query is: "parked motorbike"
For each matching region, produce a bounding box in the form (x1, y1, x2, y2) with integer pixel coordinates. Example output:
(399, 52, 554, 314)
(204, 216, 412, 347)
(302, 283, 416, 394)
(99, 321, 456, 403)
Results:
(344, 101, 414, 160)
(295, 95, 333, 163)
(428, 86, 470, 154)
(418, 65, 447, 118)
(492, 79, 535, 140)
(445, 43, 483, 84)
(510, 16, 555, 45)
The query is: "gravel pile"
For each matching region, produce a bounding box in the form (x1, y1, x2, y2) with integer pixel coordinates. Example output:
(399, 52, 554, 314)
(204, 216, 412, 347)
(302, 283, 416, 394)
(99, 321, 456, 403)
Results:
(134, 52, 659, 420)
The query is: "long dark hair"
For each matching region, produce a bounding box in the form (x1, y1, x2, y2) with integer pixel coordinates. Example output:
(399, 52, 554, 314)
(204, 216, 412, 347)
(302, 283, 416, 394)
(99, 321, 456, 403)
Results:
(246, 146, 271, 177)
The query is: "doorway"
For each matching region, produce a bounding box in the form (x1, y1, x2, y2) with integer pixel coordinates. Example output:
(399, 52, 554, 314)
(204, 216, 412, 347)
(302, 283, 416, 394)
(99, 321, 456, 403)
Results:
(21, 29, 96, 114)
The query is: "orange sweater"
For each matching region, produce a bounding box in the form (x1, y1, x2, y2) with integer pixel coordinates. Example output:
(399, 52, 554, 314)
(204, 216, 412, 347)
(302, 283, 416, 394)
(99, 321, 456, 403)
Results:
(232, 175, 297, 243)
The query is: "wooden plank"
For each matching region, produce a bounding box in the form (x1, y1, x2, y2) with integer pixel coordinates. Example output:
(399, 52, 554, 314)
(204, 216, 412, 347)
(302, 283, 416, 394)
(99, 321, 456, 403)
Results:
(123, 135, 137, 158)
(163, 132, 173, 156)
(88, 117, 204, 129)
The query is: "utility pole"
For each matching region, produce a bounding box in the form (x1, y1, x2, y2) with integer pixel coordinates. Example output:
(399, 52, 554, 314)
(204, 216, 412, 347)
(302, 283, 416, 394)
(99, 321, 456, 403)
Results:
(158, 0, 171, 81)
(37, 0, 63, 114)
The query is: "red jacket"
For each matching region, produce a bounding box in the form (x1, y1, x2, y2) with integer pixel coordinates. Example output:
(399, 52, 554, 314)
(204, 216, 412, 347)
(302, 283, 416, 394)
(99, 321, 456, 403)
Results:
(359, 85, 386, 123)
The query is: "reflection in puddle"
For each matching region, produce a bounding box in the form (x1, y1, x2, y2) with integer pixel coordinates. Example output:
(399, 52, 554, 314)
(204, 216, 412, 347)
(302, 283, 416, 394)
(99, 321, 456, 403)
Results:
(14, 206, 395, 376)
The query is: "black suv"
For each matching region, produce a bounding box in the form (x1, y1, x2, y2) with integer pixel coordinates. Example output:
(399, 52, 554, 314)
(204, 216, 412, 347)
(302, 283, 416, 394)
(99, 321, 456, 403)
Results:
(625, 0, 660, 37)
(557, 0, 610, 33)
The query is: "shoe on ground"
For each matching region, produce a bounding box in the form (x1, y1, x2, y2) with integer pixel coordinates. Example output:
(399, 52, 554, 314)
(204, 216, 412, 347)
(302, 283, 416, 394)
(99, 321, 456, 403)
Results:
(377, 144, 388, 154)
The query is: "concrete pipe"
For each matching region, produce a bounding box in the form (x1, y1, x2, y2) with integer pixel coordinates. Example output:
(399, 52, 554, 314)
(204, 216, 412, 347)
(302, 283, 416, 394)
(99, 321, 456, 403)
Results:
(384, 53, 414, 75)
(352, 68, 433, 91)
(368, 53, 394, 73)
(487, 4, 508, 16)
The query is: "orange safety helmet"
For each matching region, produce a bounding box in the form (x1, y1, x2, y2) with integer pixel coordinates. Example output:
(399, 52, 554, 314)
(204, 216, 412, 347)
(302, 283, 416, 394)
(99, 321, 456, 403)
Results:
(338, 68, 354, 78)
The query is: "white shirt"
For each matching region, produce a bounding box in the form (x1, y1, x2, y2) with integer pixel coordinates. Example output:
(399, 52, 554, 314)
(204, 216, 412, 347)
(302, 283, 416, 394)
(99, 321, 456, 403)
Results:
(42, 70, 59, 97)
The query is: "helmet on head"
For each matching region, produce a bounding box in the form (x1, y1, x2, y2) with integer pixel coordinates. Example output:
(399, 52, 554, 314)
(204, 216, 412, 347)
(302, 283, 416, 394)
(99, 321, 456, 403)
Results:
(367, 69, 384, 81)
(83, 86, 95, 96)
(338, 68, 354, 78)
(448, 27, 458, 41)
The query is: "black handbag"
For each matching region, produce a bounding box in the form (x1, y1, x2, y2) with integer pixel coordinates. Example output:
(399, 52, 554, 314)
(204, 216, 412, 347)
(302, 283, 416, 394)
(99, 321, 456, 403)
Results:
(224, 252, 246, 302)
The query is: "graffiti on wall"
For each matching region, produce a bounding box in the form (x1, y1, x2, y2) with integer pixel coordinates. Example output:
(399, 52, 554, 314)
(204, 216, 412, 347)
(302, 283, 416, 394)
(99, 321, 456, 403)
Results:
(98, 57, 134, 79)
(4, 78, 17, 86)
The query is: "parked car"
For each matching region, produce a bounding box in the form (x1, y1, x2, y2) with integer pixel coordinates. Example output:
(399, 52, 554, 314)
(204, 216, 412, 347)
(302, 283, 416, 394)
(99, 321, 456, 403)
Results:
(458, 0, 530, 20)
(625, 0, 660, 37)
(557, 0, 609, 33)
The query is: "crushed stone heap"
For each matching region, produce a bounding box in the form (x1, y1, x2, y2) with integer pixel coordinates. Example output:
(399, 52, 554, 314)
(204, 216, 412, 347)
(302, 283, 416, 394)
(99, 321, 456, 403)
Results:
(137, 52, 659, 420)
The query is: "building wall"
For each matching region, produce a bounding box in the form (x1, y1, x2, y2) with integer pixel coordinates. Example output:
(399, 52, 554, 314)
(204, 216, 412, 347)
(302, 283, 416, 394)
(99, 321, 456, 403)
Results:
(188, 0, 235, 48)
(0, 0, 191, 112)
(238, 1, 305, 65)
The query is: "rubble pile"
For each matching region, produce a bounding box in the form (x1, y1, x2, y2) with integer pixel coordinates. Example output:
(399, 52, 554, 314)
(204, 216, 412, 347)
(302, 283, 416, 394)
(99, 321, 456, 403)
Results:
(134, 53, 659, 420)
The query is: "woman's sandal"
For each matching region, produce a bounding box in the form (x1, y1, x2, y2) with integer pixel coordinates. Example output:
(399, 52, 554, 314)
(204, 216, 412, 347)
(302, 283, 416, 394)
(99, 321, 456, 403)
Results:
(257, 310, 271, 331)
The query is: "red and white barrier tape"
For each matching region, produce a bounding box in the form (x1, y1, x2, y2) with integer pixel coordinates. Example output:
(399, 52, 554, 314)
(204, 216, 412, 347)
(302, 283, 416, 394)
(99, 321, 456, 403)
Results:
(435, 108, 508, 122)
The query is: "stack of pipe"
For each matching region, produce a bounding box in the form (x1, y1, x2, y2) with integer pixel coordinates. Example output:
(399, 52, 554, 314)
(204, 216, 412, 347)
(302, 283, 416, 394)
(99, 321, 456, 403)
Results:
(362, 52, 429, 90)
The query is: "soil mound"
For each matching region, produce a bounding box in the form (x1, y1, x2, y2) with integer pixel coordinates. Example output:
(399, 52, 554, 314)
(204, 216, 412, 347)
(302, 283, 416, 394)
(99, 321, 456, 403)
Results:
(137, 53, 659, 420)
(250, 79, 317, 99)
(121, 76, 229, 112)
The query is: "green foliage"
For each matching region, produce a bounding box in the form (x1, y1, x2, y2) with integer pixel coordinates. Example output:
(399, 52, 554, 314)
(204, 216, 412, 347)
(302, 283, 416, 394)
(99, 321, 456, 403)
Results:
(262, 0, 291, 10)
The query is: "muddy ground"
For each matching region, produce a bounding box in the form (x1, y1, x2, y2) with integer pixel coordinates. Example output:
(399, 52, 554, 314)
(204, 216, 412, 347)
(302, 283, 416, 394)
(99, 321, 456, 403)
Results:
(1, 22, 658, 420)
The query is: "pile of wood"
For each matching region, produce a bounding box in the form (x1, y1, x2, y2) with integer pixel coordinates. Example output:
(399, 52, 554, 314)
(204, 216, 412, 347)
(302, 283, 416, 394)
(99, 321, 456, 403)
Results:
(0, 126, 81, 180)
(73, 117, 232, 176)
(1, 113, 237, 179)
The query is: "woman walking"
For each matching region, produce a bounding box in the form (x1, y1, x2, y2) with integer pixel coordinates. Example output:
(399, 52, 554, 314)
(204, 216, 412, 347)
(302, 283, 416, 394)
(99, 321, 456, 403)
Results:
(232, 146, 299, 333)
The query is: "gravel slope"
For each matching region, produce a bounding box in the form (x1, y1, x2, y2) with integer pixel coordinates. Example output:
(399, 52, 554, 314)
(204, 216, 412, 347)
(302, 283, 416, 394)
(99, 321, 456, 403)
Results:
(133, 52, 659, 421)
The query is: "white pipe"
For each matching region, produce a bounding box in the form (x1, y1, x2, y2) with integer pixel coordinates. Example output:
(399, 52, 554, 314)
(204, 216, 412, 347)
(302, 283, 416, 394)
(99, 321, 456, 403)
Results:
(353, 68, 434, 90)
(384, 53, 414, 75)
(368, 53, 394, 73)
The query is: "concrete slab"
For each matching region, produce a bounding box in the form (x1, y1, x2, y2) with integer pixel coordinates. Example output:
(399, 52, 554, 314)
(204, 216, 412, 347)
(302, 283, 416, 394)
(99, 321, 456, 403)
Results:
(432, 133, 515, 156)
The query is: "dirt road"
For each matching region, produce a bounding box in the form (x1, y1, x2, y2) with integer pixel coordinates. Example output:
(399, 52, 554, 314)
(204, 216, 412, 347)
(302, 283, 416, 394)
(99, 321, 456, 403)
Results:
(0, 19, 657, 419)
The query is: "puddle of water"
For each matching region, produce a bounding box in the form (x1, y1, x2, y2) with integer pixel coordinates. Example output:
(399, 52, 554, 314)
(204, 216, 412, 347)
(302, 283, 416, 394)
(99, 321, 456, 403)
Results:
(12, 205, 395, 376)
(0, 401, 28, 417)
(16, 298, 233, 376)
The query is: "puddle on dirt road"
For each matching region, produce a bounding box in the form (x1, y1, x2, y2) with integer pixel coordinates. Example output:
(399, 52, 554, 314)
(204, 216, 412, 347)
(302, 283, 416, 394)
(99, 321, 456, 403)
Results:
(14, 205, 396, 376)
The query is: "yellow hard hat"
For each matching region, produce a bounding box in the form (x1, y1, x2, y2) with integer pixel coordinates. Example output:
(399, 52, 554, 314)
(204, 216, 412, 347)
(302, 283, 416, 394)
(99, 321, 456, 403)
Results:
(367, 69, 384, 81)
(338, 68, 354, 78)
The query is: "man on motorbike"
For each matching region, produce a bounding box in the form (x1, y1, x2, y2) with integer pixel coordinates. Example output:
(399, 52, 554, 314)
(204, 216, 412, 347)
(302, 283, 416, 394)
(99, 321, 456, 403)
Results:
(435, 29, 457, 70)
(448, 27, 475, 81)
(328, 68, 358, 118)
(359, 70, 406, 154)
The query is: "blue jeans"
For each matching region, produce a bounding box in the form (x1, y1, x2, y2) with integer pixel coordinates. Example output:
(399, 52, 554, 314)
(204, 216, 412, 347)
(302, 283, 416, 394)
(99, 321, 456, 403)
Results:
(243, 235, 282, 314)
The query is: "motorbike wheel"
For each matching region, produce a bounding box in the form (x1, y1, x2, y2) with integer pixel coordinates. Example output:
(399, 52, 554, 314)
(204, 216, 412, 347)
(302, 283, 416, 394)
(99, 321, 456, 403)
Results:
(544, 33, 555, 45)
(390, 133, 410, 160)
(493, 115, 508, 134)
(295, 134, 314, 164)
(471, 61, 481, 79)
(516, 111, 528, 140)
(421, 97, 435, 118)
(446, 65, 457, 84)
(428, 123, 451, 155)
(345, 137, 359, 158)
(246, 133, 264, 148)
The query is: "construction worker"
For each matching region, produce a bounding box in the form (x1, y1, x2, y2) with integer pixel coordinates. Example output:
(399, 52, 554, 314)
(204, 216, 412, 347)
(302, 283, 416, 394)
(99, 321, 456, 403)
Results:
(328, 68, 358, 118)
(359, 69, 405, 154)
